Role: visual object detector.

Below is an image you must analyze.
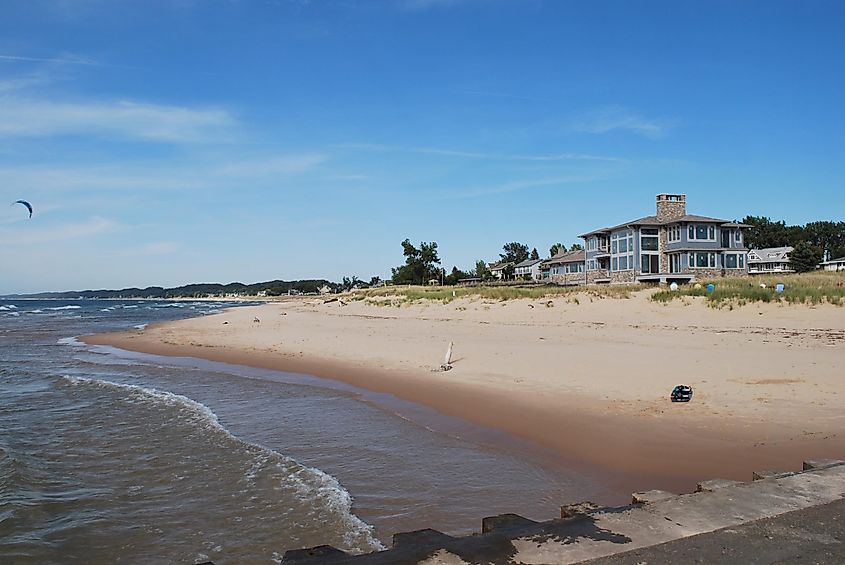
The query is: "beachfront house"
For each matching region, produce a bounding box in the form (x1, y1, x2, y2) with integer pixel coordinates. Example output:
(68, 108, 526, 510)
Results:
(580, 194, 750, 284)
(822, 256, 845, 271)
(542, 249, 586, 286)
(514, 258, 544, 281)
(488, 261, 511, 280)
(748, 247, 794, 274)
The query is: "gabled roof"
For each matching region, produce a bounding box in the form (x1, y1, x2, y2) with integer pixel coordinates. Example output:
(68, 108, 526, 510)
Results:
(488, 261, 511, 270)
(580, 214, 747, 238)
(542, 249, 586, 267)
(822, 256, 845, 264)
(748, 247, 793, 263)
(514, 258, 544, 268)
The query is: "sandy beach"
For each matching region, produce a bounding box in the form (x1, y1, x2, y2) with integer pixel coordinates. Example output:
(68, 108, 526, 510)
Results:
(83, 291, 845, 501)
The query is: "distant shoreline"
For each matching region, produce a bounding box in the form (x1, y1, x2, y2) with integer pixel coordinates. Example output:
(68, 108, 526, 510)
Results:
(82, 291, 845, 501)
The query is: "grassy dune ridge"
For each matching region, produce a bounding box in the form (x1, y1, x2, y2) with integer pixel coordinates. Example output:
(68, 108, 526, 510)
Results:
(343, 272, 845, 307)
(651, 271, 845, 306)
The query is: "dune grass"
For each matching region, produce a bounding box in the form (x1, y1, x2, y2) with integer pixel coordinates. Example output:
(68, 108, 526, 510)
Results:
(349, 283, 645, 304)
(651, 271, 845, 306)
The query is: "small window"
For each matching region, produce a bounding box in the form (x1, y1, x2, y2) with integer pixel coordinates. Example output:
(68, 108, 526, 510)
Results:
(688, 225, 695, 239)
(725, 254, 738, 269)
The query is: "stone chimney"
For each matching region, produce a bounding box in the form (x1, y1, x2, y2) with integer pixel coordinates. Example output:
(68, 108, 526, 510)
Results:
(655, 194, 686, 222)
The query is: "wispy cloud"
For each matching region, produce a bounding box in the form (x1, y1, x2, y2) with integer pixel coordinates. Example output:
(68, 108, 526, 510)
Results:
(216, 153, 327, 176)
(570, 106, 674, 139)
(434, 175, 602, 199)
(0, 216, 117, 246)
(0, 53, 102, 66)
(337, 143, 625, 163)
(140, 241, 180, 255)
(0, 99, 238, 143)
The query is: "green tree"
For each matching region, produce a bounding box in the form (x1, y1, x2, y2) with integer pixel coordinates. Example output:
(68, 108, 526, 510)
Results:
(804, 221, 845, 261)
(444, 266, 472, 285)
(569, 243, 584, 251)
(530, 247, 540, 260)
(500, 242, 530, 264)
(391, 239, 441, 285)
(502, 263, 516, 280)
(474, 259, 492, 281)
(742, 216, 791, 249)
(549, 243, 564, 257)
(790, 241, 823, 273)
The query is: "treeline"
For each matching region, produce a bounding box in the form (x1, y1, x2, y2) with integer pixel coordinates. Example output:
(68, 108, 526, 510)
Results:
(389, 239, 583, 285)
(743, 217, 845, 269)
(16, 279, 337, 299)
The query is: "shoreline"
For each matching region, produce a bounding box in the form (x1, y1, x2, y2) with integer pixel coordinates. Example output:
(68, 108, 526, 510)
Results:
(82, 292, 845, 503)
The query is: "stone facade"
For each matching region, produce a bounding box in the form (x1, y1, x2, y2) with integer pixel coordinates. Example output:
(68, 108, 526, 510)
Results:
(585, 268, 610, 284)
(550, 272, 587, 286)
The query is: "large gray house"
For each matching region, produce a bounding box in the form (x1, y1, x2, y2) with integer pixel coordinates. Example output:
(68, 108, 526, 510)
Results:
(580, 194, 750, 284)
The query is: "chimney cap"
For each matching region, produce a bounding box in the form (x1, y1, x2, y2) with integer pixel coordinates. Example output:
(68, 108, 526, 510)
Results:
(656, 193, 686, 201)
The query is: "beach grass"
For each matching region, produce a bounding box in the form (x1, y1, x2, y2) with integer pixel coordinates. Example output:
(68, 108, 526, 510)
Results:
(349, 283, 644, 304)
(651, 271, 845, 306)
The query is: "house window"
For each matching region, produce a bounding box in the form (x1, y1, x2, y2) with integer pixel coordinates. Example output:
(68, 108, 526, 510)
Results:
(689, 224, 717, 241)
(725, 254, 738, 269)
(690, 252, 717, 268)
(586, 237, 597, 251)
(641, 236, 659, 251)
(668, 225, 681, 242)
(612, 257, 618, 271)
(735, 231, 742, 244)
(739, 254, 745, 268)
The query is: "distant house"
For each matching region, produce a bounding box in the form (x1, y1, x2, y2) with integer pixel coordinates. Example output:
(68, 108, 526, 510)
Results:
(542, 249, 586, 286)
(748, 247, 794, 274)
(318, 284, 332, 295)
(514, 258, 544, 281)
(581, 194, 750, 284)
(822, 256, 845, 271)
(488, 261, 511, 280)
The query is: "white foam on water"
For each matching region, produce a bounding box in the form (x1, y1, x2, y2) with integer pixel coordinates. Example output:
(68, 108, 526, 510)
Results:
(61, 375, 385, 552)
(46, 305, 82, 311)
(133, 324, 148, 330)
(57, 336, 85, 347)
(6, 312, 20, 317)
(28, 309, 43, 314)
(121, 305, 139, 309)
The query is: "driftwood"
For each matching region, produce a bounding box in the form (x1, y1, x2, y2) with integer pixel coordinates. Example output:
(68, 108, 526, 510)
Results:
(440, 341, 454, 372)
(253, 317, 260, 323)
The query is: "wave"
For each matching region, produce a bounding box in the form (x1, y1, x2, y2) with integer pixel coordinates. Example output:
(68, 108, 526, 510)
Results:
(46, 305, 82, 311)
(133, 324, 148, 330)
(61, 375, 385, 553)
(57, 336, 85, 347)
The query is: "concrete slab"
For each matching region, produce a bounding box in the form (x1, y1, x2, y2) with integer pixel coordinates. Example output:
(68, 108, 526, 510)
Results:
(278, 461, 845, 565)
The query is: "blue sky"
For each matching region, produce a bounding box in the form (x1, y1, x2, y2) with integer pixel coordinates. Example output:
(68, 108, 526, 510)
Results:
(1, 0, 843, 293)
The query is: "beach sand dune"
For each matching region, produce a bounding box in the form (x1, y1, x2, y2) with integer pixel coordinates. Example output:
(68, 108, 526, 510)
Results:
(84, 291, 845, 501)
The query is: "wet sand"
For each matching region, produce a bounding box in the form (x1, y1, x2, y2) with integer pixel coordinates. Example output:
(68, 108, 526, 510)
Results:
(83, 291, 845, 501)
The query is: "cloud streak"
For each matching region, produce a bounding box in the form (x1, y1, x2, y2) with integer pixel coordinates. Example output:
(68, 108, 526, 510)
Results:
(0, 216, 117, 246)
(0, 99, 238, 143)
(337, 143, 625, 163)
(433, 174, 604, 199)
(0, 53, 102, 66)
(570, 106, 674, 139)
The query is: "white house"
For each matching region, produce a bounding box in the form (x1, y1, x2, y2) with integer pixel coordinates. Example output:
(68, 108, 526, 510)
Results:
(747, 247, 794, 274)
(514, 258, 544, 281)
(822, 256, 845, 271)
(488, 261, 510, 279)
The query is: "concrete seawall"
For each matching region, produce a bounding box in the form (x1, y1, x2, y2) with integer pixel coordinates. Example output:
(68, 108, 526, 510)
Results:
(271, 458, 844, 565)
